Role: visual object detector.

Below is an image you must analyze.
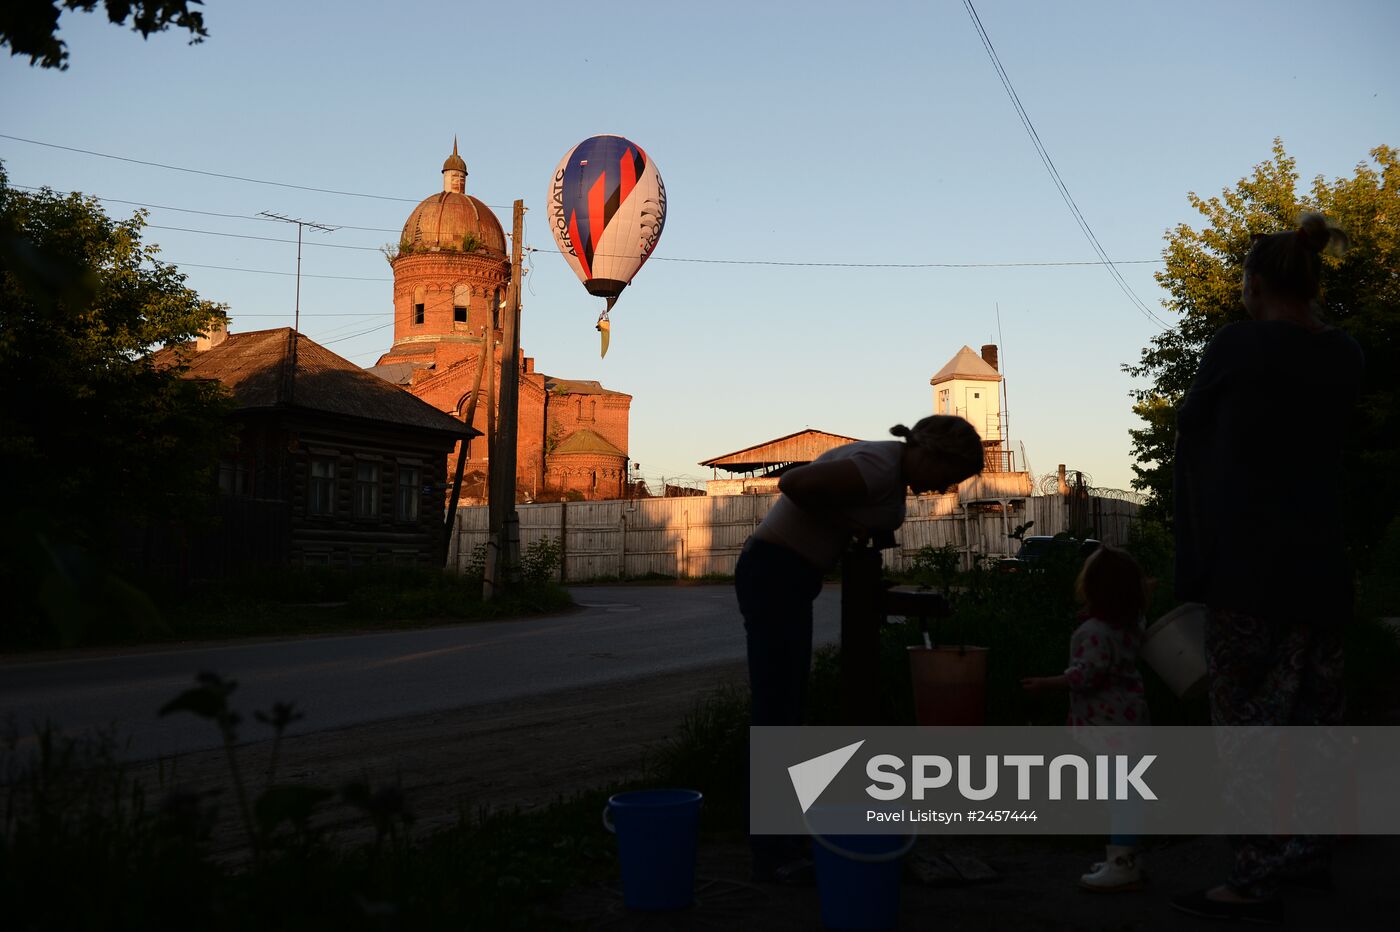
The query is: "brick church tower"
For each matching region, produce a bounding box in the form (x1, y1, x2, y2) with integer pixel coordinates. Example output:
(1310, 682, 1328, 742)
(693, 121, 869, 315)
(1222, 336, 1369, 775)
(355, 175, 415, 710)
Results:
(368, 142, 632, 503)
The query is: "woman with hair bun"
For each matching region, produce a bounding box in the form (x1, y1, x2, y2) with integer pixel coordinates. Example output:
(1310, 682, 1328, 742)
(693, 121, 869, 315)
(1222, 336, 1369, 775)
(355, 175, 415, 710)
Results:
(737, 414, 984, 882)
(1171, 213, 1365, 923)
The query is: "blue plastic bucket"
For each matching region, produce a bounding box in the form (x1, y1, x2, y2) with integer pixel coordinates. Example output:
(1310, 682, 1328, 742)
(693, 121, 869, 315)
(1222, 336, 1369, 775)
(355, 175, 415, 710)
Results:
(603, 789, 703, 911)
(811, 832, 914, 930)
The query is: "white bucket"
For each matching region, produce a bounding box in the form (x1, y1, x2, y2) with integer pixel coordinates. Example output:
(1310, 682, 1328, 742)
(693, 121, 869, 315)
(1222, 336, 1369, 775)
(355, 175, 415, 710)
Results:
(1141, 603, 1209, 700)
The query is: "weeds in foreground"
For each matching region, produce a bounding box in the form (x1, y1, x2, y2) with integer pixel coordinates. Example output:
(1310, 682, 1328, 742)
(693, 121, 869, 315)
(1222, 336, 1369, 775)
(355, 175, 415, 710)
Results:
(2, 673, 610, 930)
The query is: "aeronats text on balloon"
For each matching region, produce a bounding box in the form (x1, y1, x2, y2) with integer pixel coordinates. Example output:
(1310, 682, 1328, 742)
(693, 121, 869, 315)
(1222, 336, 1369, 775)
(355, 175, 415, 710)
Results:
(549, 167, 576, 258)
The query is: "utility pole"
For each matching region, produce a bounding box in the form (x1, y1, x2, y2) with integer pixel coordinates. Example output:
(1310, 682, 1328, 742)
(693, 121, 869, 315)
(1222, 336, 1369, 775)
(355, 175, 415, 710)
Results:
(487, 200, 526, 596)
(481, 306, 499, 597)
(258, 212, 337, 403)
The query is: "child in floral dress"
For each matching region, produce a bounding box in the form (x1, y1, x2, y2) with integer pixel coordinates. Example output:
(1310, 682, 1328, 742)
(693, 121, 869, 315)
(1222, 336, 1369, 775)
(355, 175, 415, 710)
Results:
(1022, 544, 1150, 892)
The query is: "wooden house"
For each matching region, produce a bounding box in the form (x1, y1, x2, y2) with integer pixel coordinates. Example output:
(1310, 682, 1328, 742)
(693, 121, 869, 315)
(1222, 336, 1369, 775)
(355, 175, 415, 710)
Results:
(158, 325, 478, 571)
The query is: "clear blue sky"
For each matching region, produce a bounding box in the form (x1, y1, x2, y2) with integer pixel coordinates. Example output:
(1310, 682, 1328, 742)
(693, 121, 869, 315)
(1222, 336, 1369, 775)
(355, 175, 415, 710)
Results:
(3, 0, 1396, 490)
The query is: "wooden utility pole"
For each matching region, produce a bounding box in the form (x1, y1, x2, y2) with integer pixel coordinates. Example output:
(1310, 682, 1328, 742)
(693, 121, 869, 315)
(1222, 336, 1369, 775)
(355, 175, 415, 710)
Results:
(442, 323, 493, 566)
(486, 200, 526, 597)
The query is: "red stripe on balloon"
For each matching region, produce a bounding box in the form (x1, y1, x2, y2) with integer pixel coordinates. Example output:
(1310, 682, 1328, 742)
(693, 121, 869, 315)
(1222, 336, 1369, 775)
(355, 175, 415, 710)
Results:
(588, 174, 607, 251)
(619, 148, 636, 206)
(568, 212, 591, 279)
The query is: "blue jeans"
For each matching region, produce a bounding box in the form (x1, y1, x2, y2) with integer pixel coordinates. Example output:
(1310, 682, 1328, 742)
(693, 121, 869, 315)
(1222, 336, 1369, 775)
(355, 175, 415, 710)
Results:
(736, 538, 824, 873)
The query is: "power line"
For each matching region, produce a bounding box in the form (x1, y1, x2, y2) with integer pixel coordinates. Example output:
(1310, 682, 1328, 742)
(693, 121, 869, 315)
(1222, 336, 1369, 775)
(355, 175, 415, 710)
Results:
(9, 184, 403, 232)
(12, 174, 1167, 272)
(169, 261, 389, 282)
(0, 134, 514, 208)
(960, 0, 1172, 329)
(227, 312, 385, 317)
(146, 223, 384, 251)
(145, 223, 1163, 270)
(593, 253, 1160, 270)
(2, 133, 416, 204)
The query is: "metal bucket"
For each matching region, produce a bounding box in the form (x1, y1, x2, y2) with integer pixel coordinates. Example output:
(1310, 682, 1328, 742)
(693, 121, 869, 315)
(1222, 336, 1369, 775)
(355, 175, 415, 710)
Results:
(1141, 603, 1208, 700)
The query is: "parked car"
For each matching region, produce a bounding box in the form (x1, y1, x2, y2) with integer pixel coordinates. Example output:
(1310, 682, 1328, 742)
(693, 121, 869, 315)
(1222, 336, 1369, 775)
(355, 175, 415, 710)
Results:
(997, 535, 1101, 573)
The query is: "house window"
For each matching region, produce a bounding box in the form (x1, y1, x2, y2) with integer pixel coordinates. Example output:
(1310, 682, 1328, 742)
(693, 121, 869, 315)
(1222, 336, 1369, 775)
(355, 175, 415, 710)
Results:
(414, 302, 425, 325)
(354, 461, 380, 518)
(398, 466, 420, 521)
(309, 458, 336, 515)
(218, 459, 250, 496)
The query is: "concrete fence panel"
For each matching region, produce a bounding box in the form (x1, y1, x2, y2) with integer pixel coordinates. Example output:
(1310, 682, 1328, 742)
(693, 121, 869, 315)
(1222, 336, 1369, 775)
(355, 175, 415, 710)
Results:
(449, 492, 1140, 582)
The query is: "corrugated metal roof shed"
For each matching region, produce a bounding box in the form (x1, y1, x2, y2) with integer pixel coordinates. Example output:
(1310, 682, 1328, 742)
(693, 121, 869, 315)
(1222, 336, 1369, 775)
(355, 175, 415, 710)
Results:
(156, 328, 476, 439)
(699, 429, 860, 474)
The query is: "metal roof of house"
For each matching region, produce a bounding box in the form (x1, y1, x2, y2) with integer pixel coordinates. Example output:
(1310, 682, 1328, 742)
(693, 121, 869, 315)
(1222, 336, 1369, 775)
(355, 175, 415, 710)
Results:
(551, 428, 626, 457)
(541, 375, 629, 397)
(699, 429, 861, 473)
(930, 345, 1002, 384)
(156, 328, 477, 439)
(365, 360, 433, 386)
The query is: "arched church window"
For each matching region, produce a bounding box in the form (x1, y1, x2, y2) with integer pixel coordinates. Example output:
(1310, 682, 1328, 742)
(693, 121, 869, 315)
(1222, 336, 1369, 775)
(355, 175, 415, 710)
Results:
(413, 286, 426, 326)
(453, 284, 469, 324)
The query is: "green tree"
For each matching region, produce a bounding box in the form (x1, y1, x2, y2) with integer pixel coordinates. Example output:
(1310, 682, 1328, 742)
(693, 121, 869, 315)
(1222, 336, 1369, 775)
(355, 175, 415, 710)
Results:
(1125, 141, 1400, 558)
(1, 168, 232, 641)
(0, 0, 206, 70)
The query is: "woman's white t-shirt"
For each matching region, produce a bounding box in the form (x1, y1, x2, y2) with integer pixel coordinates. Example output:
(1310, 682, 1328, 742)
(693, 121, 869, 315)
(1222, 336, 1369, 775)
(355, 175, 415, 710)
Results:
(754, 440, 907, 571)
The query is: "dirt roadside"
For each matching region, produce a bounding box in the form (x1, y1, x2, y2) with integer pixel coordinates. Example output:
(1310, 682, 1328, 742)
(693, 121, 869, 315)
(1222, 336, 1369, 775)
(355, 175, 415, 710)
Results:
(129, 659, 749, 842)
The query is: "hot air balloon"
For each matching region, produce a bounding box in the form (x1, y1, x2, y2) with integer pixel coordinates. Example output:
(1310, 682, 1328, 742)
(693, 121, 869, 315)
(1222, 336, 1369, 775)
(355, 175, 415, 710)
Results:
(547, 134, 666, 357)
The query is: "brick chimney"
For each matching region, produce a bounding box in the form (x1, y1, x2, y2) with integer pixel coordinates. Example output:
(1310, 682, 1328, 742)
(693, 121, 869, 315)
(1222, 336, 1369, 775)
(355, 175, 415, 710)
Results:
(980, 343, 998, 371)
(524, 356, 534, 374)
(195, 319, 229, 352)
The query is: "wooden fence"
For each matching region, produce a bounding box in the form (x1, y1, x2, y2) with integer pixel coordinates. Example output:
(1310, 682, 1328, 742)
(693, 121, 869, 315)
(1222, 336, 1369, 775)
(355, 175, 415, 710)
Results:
(447, 492, 1140, 581)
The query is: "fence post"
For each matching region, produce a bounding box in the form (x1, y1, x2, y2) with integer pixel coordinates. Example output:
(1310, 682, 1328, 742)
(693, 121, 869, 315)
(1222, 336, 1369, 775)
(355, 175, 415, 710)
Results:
(559, 501, 568, 583)
(618, 513, 627, 580)
(685, 507, 693, 577)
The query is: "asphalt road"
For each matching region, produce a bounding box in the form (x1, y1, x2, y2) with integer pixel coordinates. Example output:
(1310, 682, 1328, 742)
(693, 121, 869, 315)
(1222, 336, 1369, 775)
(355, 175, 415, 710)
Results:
(0, 584, 840, 762)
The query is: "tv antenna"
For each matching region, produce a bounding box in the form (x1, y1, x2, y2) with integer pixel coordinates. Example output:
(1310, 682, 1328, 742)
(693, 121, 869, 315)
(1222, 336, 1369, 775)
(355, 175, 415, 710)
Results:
(258, 212, 339, 333)
(259, 212, 338, 405)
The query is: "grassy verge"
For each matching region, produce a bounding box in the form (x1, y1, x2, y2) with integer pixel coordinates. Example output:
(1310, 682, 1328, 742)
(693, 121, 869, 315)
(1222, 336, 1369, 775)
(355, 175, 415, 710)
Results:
(175, 567, 574, 642)
(2, 565, 574, 653)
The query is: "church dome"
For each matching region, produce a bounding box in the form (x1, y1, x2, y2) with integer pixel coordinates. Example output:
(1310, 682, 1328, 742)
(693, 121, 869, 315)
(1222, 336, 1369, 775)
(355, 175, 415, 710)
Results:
(401, 192, 507, 255)
(399, 141, 506, 256)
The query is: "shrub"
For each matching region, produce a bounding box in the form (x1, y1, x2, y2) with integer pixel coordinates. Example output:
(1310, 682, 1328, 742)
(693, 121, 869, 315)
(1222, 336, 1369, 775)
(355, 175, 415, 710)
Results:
(520, 537, 563, 586)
